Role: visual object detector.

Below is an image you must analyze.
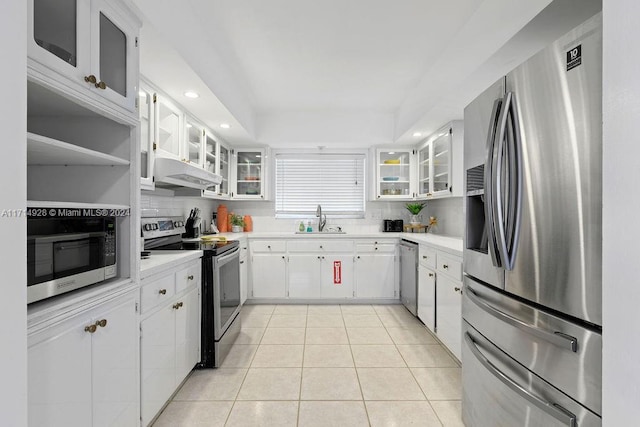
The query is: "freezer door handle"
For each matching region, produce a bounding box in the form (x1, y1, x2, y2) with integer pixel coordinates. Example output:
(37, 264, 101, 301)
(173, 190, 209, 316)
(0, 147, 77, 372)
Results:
(492, 93, 511, 270)
(464, 332, 577, 427)
(484, 98, 503, 268)
(503, 92, 523, 270)
(466, 288, 577, 352)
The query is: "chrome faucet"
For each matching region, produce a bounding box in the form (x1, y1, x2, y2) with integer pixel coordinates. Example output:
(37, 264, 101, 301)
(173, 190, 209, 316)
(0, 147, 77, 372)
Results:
(316, 204, 327, 232)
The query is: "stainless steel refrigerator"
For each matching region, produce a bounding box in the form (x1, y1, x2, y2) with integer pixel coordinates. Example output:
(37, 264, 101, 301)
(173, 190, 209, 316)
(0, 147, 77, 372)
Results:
(462, 12, 602, 426)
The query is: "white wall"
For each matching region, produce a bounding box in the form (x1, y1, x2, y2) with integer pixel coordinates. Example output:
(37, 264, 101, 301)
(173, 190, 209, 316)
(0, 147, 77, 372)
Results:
(0, 0, 27, 425)
(602, 1, 640, 424)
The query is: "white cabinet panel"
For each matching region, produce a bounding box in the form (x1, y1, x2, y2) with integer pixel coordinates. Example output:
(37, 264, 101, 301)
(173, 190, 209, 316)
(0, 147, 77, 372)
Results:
(288, 255, 321, 298)
(251, 254, 287, 298)
(436, 275, 462, 360)
(321, 255, 354, 298)
(174, 287, 200, 386)
(355, 253, 396, 298)
(418, 265, 436, 332)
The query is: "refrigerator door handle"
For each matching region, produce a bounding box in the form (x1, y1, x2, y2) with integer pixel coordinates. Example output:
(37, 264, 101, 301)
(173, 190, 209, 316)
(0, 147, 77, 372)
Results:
(492, 94, 511, 269)
(484, 98, 503, 268)
(504, 92, 524, 270)
(464, 332, 578, 427)
(466, 288, 578, 352)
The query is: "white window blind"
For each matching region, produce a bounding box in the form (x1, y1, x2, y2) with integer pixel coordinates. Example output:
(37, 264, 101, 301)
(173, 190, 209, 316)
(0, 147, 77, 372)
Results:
(275, 153, 366, 218)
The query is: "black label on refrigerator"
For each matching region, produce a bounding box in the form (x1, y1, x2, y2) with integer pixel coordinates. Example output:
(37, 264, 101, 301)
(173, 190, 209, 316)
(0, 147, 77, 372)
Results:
(566, 45, 582, 71)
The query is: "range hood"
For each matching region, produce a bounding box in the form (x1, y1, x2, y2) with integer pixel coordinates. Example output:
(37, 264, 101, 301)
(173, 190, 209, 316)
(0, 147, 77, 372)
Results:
(154, 157, 222, 190)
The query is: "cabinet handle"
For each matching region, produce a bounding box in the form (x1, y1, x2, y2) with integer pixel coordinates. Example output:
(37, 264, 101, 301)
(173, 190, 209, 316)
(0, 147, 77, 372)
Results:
(95, 81, 107, 90)
(158, 288, 167, 295)
(428, 273, 434, 277)
(267, 245, 271, 249)
(173, 302, 183, 310)
(443, 264, 449, 269)
(281, 255, 285, 259)
(84, 75, 97, 84)
(188, 275, 194, 280)
(320, 245, 323, 249)
(95, 319, 107, 328)
(454, 287, 462, 294)
(374, 241, 378, 244)
(423, 255, 428, 259)
(357, 256, 361, 259)
(84, 324, 97, 333)
(240, 260, 245, 264)
(317, 256, 321, 259)
(322, 256, 325, 260)
(178, 302, 184, 308)
(375, 247, 378, 250)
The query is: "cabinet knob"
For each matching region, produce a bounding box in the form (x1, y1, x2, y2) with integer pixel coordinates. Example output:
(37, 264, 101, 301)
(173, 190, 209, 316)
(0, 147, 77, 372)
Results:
(240, 260, 245, 264)
(84, 75, 97, 84)
(422, 255, 428, 259)
(322, 256, 325, 260)
(428, 273, 434, 277)
(188, 275, 194, 280)
(95, 81, 107, 90)
(178, 302, 184, 308)
(375, 247, 378, 250)
(267, 245, 271, 249)
(443, 264, 449, 269)
(158, 288, 167, 295)
(281, 255, 285, 259)
(454, 287, 462, 294)
(95, 319, 107, 328)
(357, 256, 361, 259)
(173, 303, 182, 310)
(84, 324, 97, 334)
(317, 256, 321, 259)
(319, 245, 323, 249)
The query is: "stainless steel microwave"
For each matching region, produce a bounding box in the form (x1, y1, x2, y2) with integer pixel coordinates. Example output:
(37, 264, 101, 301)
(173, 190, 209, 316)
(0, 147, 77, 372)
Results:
(27, 215, 117, 304)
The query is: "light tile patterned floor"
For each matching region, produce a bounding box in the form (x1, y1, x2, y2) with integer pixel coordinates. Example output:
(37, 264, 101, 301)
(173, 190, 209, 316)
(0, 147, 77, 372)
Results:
(152, 304, 465, 427)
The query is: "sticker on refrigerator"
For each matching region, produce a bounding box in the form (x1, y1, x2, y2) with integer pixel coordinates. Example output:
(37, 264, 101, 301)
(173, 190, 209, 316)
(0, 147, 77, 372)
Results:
(566, 45, 582, 71)
(333, 261, 342, 285)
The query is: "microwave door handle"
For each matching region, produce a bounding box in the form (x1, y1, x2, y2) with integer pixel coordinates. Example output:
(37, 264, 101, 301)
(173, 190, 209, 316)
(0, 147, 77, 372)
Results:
(484, 98, 502, 268)
(504, 92, 524, 271)
(492, 93, 511, 270)
(464, 332, 577, 427)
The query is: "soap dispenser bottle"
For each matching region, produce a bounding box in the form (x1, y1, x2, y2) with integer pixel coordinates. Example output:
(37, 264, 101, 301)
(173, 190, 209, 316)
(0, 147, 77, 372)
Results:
(298, 221, 305, 232)
(306, 221, 313, 232)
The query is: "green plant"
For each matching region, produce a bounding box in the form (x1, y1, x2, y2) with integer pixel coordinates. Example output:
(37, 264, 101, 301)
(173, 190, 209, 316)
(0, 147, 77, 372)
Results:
(230, 214, 244, 227)
(405, 203, 426, 215)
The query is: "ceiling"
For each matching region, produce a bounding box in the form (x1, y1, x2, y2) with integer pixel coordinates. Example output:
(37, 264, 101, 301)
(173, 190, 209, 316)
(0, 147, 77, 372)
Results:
(132, 0, 602, 148)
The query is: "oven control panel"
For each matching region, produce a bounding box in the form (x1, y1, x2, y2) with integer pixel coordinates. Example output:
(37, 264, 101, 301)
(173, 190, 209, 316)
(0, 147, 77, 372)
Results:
(141, 217, 186, 240)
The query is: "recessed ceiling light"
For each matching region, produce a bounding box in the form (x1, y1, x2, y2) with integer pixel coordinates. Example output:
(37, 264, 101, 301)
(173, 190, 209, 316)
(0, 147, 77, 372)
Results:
(388, 152, 396, 155)
(413, 132, 422, 137)
(183, 91, 199, 99)
(220, 123, 231, 129)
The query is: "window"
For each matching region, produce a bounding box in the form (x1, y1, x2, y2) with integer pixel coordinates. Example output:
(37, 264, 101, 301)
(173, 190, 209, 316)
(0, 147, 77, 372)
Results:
(275, 153, 366, 218)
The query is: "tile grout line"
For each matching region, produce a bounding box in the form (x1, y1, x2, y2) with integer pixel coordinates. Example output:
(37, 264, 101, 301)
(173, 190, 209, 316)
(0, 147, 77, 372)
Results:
(343, 305, 373, 426)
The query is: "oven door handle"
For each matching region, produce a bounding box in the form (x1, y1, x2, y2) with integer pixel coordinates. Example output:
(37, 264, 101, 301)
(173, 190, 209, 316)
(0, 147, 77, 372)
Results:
(216, 247, 240, 265)
(464, 332, 577, 427)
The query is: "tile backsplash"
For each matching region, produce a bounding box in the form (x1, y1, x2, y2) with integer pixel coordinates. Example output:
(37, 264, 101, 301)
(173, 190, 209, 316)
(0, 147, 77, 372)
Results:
(140, 193, 463, 238)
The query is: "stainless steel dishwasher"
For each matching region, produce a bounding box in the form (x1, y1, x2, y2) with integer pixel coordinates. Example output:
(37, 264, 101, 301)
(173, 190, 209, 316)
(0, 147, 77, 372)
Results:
(400, 239, 418, 316)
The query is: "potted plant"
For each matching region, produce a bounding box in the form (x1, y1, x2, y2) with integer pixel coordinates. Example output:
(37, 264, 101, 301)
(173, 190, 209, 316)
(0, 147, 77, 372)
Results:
(230, 214, 245, 232)
(405, 202, 426, 225)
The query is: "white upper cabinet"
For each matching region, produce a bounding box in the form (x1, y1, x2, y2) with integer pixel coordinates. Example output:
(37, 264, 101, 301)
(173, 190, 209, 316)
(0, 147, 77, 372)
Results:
(28, 0, 140, 113)
(139, 83, 155, 190)
(185, 117, 204, 167)
(232, 148, 266, 199)
(217, 142, 231, 197)
(154, 94, 183, 160)
(417, 122, 463, 199)
(375, 148, 415, 200)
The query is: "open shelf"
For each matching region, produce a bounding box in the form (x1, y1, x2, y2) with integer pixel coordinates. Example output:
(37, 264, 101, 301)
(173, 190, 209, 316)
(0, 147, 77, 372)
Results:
(27, 133, 130, 166)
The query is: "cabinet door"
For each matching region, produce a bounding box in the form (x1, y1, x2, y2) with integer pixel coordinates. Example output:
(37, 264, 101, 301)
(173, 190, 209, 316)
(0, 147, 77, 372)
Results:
(218, 143, 231, 196)
(436, 275, 462, 360)
(321, 255, 354, 298)
(155, 95, 182, 159)
(251, 254, 286, 298)
(141, 304, 176, 427)
(355, 253, 397, 298)
(28, 0, 91, 89)
(288, 255, 321, 298)
(175, 287, 200, 385)
(90, 0, 138, 111)
(417, 143, 431, 197)
(204, 132, 218, 174)
(91, 293, 139, 427)
(240, 246, 248, 304)
(233, 149, 264, 199)
(28, 312, 93, 427)
(418, 265, 436, 332)
(185, 118, 204, 167)
(431, 131, 451, 196)
(139, 83, 155, 189)
(377, 149, 414, 199)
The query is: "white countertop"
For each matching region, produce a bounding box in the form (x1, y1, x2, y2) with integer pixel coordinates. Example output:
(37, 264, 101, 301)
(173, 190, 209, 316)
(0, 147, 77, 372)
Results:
(140, 250, 203, 280)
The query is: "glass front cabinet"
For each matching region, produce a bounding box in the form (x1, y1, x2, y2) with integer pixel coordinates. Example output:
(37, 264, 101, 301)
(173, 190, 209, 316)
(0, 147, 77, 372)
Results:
(375, 148, 415, 199)
(154, 95, 183, 160)
(185, 117, 204, 167)
(232, 149, 266, 199)
(138, 83, 155, 190)
(28, 0, 140, 112)
(417, 127, 453, 198)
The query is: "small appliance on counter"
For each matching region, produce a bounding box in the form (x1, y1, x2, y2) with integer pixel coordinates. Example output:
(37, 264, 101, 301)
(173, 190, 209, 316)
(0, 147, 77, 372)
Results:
(383, 219, 403, 232)
(184, 207, 201, 238)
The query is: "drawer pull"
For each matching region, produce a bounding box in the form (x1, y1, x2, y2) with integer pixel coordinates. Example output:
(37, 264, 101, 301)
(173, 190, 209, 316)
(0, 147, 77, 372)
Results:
(84, 324, 97, 334)
(95, 319, 108, 328)
(466, 288, 577, 352)
(158, 288, 167, 295)
(188, 275, 194, 280)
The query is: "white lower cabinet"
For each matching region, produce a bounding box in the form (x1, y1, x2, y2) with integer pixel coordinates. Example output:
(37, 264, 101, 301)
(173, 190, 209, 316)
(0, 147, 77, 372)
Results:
(417, 265, 436, 331)
(320, 255, 354, 298)
(239, 241, 248, 304)
(251, 253, 287, 298)
(28, 289, 139, 427)
(436, 275, 462, 360)
(288, 254, 322, 298)
(355, 241, 398, 299)
(140, 259, 201, 427)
